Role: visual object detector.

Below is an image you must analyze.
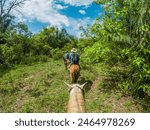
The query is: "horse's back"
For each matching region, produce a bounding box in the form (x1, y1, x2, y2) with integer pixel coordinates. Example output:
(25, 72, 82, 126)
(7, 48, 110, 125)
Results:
(69, 64, 80, 83)
(70, 64, 80, 73)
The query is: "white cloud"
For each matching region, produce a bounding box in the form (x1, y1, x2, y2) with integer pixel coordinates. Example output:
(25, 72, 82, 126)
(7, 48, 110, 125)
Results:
(12, 0, 95, 37)
(79, 10, 86, 15)
(55, 4, 68, 10)
(60, 0, 93, 6)
(67, 17, 94, 37)
(14, 0, 69, 27)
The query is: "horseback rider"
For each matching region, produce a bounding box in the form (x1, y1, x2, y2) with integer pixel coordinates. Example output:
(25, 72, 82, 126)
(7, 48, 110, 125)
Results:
(63, 51, 70, 70)
(63, 51, 69, 62)
(69, 48, 80, 65)
(69, 48, 80, 82)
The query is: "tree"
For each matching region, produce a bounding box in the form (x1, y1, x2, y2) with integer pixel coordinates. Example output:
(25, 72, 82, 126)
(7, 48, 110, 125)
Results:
(0, 0, 28, 33)
(15, 22, 32, 37)
(82, 0, 150, 97)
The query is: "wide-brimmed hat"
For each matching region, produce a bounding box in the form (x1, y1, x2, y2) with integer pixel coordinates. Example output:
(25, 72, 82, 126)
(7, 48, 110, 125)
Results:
(71, 48, 77, 53)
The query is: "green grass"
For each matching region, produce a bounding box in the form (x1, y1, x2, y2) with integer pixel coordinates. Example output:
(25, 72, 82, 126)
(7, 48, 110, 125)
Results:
(0, 59, 147, 112)
(0, 59, 96, 112)
(85, 80, 144, 112)
(0, 59, 69, 112)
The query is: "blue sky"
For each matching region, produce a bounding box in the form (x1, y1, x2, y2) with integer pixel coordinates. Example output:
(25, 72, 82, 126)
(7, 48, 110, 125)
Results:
(14, 0, 103, 37)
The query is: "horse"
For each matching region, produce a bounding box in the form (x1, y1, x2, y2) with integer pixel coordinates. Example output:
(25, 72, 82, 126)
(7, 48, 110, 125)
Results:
(65, 82, 86, 113)
(69, 64, 80, 83)
(64, 59, 70, 70)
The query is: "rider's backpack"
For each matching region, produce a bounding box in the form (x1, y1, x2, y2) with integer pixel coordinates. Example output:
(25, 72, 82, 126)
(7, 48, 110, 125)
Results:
(65, 53, 69, 59)
(72, 53, 78, 64)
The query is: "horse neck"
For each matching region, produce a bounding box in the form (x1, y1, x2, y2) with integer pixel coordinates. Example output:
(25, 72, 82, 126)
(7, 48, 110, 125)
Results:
(68, 87, 86, 113)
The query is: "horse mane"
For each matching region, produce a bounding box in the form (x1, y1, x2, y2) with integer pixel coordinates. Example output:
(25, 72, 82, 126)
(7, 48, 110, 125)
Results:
(67, 84, 86, 113)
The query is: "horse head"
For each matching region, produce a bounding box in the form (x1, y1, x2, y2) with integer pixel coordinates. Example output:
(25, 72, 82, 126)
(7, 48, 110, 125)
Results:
(65, 82, 87, 113)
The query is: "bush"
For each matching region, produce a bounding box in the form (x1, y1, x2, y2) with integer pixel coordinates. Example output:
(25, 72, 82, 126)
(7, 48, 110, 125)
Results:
(20, 55, 49, 65)
(20, 56, 37, 65)
(53, 49, 63, 60)
(37, 55, 49, 62)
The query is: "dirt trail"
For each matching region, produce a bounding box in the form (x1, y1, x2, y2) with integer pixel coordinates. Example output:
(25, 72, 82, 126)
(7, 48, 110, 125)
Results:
(14, 71, 44, 112)
(91, 75, 109, 89)
(87, 75, 102, 100)
(86, 75, 143, 112)
(91, 76, 101, 89)
(24, 71, 43, 81)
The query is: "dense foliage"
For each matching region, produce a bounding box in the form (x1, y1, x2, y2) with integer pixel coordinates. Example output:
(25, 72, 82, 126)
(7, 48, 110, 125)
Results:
(0, 22, 76, 68)
(81, 0, 150, 98)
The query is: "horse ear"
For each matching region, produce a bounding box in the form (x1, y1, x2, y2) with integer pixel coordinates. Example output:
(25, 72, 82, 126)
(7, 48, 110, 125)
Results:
(80, 82, 87, 89)
(64, 82, 72, 88)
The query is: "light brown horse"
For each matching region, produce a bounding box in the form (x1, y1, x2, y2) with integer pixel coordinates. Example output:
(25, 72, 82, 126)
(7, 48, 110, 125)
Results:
(64, 59, 70, 70)
(65, 82, 86, 113)
(69, 64, 80, 83)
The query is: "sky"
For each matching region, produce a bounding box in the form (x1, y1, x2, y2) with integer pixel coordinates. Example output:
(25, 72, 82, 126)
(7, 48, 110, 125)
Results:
(14, 0, 104, 37)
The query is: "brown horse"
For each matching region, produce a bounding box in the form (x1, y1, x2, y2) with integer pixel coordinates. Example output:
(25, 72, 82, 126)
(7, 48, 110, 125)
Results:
(64, 59, 70, 70)
(69, 64, 80, 83)
(65, 82, 86, 113)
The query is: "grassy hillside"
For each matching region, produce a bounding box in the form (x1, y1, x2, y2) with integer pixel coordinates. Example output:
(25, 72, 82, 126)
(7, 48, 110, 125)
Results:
(0, 59, 96, 112)
(0, 59, 147, 112)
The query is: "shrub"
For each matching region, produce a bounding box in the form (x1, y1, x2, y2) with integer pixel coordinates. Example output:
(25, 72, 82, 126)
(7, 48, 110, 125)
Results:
(53, 49, 63, 60)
